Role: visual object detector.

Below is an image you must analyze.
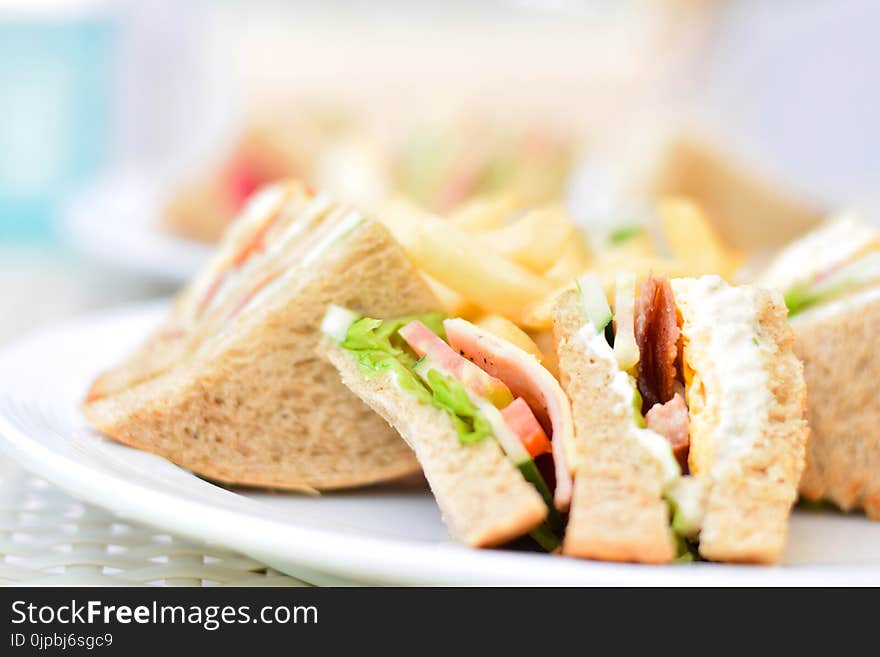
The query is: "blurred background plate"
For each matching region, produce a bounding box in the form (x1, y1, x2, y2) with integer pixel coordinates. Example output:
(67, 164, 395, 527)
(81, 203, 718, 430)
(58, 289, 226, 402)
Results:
(61, 173, 212, 284)
(0, 302, 878, 586)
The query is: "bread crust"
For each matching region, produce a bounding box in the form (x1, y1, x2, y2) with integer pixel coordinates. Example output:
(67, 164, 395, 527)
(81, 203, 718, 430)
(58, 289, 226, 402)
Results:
(553, 290, 676, 563)
(321, 342, 547, 547)
(794, 292, 880, 520)
(677, 284, 808, 563)
(83, 220, 436, 490)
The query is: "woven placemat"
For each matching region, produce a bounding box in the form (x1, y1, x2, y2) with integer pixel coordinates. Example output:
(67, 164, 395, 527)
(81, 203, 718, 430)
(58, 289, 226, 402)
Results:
(0, 457, 306, 586)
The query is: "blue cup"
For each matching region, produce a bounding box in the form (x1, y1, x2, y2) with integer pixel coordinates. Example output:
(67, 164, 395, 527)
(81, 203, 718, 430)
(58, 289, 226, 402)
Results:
(0, 14, 113, 243)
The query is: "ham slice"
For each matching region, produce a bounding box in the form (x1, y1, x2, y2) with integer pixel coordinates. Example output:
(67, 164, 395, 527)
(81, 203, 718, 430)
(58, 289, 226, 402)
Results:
(645, 393, 690, 472)
(635, 275, 680, 414)
(444, 318, 575, 511)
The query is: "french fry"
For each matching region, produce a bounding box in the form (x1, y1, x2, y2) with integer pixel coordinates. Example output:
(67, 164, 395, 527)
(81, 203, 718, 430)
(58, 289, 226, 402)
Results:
(529, 329, 559, 378)
(409, 216, 552, 317)
(448, 192, 524, 233)
(377, 195, 432, 250)
(544, 231, 592, 284)
(479, 204, 575, 273)
(517, 282, 575, 330)
(657, 197, 741, 279)
(519, 251, 697, 330)
(592, 253, 695, 291)
(475, 314, 545, 362)
(421, 273, 478, 319)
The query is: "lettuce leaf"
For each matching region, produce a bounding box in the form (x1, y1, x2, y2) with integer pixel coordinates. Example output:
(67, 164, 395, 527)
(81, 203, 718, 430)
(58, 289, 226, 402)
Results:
(424, 369, 493, 444)
(340, 313, 493, 445)
(783, 283, 817, 317)
(342, 312, 446, 369)
(609, 224, 643, 245)
(673, 535, 701, 563)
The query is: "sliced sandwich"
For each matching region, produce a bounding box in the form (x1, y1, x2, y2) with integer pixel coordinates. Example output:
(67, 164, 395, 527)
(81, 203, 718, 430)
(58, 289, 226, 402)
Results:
(553, 273, 808, 563)
(757, 215, 880, 519)
(162, 110, 354, 243)
(84, 180, 438, 491)
(393, 120, 574, 215)
(319, 308, 575, 548)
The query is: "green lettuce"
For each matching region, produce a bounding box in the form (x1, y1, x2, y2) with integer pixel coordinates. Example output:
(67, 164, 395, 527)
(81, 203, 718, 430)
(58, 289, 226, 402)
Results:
(609, 224, 642, 245)
(340, 313, 492, 445)
(784, 252, 880, 317)
(423, 369, 493, 444)
(673, 535, 701, 563)
(340, 312, 560, 552)
(783, 283, 819, 317)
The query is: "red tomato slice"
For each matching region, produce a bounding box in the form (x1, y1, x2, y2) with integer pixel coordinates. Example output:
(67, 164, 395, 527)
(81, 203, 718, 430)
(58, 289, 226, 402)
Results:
(501, 397, 552, 459)
(226, 158, 265, 211)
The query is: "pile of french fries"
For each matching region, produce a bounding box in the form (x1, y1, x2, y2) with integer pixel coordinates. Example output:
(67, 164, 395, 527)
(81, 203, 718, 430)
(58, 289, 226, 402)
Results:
(379, 192, 741, 375)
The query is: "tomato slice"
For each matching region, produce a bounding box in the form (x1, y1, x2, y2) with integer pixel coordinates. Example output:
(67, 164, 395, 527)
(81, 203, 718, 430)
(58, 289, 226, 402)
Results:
(501, 397, 552, 459)
(226, 158, 265, 211)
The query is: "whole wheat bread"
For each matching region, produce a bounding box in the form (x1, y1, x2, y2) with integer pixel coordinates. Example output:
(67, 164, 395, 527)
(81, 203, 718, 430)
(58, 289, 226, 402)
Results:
(321, 341, 548, 547)
(553, 279, 807, 564)
(83, 215, 438, 491)
(793, 290, 880, 519)
(553, 290, 676, 563)
(673, 279, 808, 563)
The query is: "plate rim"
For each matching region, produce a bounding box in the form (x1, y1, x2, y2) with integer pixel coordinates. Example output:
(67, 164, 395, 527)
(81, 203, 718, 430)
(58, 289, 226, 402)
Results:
(0, 302, 878, 586)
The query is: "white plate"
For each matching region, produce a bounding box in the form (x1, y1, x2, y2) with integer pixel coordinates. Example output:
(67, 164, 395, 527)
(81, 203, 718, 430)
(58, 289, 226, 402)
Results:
(0, 303, 879, 586)
(61, 174, 212, 284)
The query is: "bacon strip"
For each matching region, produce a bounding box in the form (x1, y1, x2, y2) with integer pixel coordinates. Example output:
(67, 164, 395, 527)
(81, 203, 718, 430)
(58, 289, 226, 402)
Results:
(635, 275, 680, 414)
(645, 393, 690, 472)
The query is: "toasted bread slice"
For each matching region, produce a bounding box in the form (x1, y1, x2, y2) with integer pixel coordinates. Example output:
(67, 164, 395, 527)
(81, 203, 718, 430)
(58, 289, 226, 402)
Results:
(83, 192, 437, 491)
(321, 340, 547, 547)
(792, 288, 880, 520)
(553, 290, 676, 563)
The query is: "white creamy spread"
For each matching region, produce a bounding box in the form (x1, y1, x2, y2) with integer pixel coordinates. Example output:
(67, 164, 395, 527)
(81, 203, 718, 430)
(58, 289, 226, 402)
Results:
(301, 210, 365, 267)
(758, 213, 879, 293)
(184, 184, 289, 316)
(267, 193, 335, 258)
(230, 212, 365, 320)
(577, 324, 680, 487)
(220, 183, 288, 250)
(665, 476, 708, 538)
(208, 210, 365, 348)
(672, 276, 770, 484)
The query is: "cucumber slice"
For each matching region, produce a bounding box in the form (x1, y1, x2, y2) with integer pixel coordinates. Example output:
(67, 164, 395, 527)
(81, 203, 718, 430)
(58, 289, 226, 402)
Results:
(477, 400, 532, 465)
(576, 273, 612, 333)
(529, 522, 561, 552)
(465, 394, 564, 535)
(612, 272, 640, 370)
(518, 460, 564, 532)
(320, 305, 360, 343)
